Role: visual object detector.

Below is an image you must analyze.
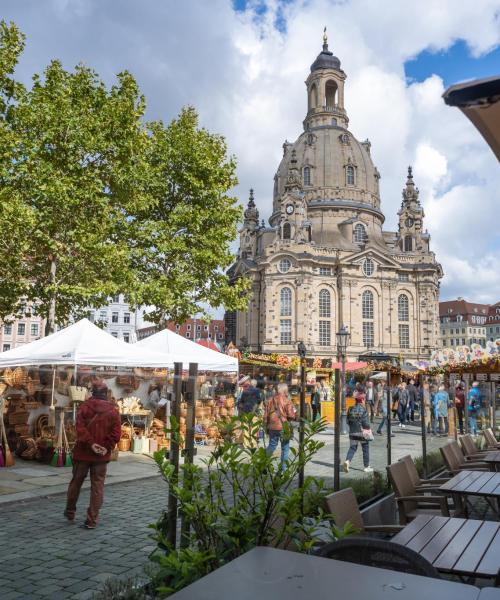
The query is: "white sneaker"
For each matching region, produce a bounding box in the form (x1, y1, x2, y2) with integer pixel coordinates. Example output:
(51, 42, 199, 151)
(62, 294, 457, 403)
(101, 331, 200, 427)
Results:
(364, 466, 374, 473)
(402, 424, 406, 429)
(343, 460, 350, 473)
(398, 423, 402, 428)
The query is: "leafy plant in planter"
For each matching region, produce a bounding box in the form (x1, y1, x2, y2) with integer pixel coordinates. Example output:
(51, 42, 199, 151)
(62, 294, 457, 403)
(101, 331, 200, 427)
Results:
(150, 415, 355, 597)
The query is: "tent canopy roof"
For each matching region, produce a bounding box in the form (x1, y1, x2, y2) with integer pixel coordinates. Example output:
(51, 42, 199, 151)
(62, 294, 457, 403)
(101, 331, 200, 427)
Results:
(135, 328, 238, 372)
(0, 319, 171, 368)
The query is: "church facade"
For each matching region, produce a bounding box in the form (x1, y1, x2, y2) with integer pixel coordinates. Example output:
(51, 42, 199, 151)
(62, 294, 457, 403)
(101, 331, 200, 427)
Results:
(226, 34, 443, 361)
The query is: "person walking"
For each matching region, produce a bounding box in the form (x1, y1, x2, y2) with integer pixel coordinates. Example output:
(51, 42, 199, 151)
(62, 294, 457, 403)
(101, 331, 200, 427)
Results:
(311, 383, 321, 421)
(454, 383, 466, 435)
(343, 392, 373, 473)
(366, 380, 376, 423)
(374, 380, 384, 417)
(264, 383, 296, 470)
(237, 378, 262, 415)
(468, 381, 482, 435)
(396, 382, 410, 428)
(65, 381, 121, 529)
(422, 382, 432, 434)
(435, 384, 450, 436)
(407, 379, 418, 422)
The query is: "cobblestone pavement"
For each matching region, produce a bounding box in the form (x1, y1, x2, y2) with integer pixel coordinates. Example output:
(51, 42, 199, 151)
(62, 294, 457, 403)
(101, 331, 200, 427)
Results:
(0, 419, 453, 599)
(0, 476, 165, 600)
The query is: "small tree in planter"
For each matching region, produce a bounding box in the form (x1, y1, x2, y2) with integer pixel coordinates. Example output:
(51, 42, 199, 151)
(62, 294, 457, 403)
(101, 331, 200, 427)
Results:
(150, 415, 355, 597)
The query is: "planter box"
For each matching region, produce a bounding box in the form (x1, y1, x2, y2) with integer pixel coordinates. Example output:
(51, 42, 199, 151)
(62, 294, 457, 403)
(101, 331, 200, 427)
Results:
(360, 493, 397, 526)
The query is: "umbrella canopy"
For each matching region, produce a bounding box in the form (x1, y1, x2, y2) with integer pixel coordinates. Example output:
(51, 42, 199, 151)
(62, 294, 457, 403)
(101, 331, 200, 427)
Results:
(0, 318, 170, 368)
(135, 328, 238, 372)
(443, 76, 500, 161)
(331, 361, 368, 371)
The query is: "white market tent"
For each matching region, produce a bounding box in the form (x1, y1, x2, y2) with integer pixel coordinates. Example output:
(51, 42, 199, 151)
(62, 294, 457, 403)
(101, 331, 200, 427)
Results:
(0, 318, 171, 368)
(135, 328, 238, 373)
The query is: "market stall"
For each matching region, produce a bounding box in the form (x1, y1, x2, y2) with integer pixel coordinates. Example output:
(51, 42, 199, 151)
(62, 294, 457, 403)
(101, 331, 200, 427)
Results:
(0, 319, 180, 466)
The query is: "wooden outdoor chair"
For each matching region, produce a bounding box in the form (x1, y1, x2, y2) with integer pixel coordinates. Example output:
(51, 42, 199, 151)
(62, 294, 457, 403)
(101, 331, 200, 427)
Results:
(324, 488, 402, 536)
(483, 428, 500, 449)
(440, 443, 487, 476)
(459, 434, 490, 459)
(386, 461, 450, 525)
(450, 440, 488, 468)
(399, 455, 450, 491)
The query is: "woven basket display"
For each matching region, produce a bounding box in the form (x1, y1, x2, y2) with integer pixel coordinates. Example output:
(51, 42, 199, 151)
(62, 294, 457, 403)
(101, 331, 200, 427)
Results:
(14, 424, 30, 435)
(69, 386, 87, 402)
(23, 401, 41, 410)
(12, 367, 28, 389)
(8, 412, 29, 425)
(2, 368, 15, 387)
(118, 438, 131, 451)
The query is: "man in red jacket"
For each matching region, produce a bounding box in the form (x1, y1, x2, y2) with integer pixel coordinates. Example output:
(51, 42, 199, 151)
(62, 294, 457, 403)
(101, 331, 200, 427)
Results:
(65, 380, 121, 529)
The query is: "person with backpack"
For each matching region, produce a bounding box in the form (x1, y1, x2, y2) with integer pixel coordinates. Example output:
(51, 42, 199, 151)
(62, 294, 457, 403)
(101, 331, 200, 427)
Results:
(65, 380, 121, 529)
(468, 381, 482, 435)
(264, 383, 296, 470)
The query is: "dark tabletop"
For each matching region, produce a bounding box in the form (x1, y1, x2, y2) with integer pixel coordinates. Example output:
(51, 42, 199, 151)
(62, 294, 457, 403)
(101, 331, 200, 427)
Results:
(392, 514, 500, 578)
(483, 452, 500, 464)
(440, 470, 500, 497)
(168, 546, 481, 599)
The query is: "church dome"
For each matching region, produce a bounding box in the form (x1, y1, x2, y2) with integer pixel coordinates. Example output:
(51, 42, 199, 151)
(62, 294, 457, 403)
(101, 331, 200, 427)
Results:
(310, 47, 341, 72)
(310, 30, 342, 72)
(273, 127, 380, 213)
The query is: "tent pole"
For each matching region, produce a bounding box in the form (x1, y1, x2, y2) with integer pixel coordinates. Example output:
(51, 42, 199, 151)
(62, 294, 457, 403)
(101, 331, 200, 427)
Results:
(167, 362, 182, 549)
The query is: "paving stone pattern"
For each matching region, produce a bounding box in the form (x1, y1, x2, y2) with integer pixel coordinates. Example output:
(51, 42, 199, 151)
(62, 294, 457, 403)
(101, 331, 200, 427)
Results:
(0, 477, 165, 600)
(0, 420, 451, 599)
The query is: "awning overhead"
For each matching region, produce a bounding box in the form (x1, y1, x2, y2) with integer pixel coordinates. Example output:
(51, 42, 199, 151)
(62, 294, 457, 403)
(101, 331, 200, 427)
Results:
(0, 319, 171, 368)
(443, 76, 500, 161)
(135, 328, 238, 372)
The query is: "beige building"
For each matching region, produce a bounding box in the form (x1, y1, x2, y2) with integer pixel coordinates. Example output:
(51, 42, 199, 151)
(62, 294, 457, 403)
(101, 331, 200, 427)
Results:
(226, 34, 443, 360)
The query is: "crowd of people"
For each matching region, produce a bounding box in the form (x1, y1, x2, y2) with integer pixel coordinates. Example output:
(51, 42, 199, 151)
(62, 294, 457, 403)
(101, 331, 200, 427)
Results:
(234, 374, 490, 475)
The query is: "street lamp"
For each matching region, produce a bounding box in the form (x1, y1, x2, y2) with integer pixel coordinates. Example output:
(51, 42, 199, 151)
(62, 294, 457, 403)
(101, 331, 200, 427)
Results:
(336, 325, 350, 435)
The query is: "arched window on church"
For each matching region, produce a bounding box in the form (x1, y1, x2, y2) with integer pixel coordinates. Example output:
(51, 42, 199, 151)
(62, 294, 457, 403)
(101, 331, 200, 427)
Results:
(353, 223, 367, 244)
(282, 222, 291, 240)
(309, 83, 318, 109)
(325, 80, 337, 109)
(319, 289, 331, 318)
(346, 165, 355, 185)
(398, 294, 409, 322)
(280, 287, 292, 317)
(303, 166, 311, 186)
(362, 290, 375, 348)
(404, 235, 413, 252)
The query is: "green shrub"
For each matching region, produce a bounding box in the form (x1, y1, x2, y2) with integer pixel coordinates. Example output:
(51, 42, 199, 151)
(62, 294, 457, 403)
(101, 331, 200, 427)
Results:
(150, 415, 353, 597)
(414, 450, 445, 476)
(341, 471, 391, 505)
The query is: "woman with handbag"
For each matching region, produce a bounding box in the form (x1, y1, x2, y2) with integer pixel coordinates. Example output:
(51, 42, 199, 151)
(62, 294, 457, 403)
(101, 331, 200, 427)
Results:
(343, 392, 373, 474)
(264, 383, 296, 470)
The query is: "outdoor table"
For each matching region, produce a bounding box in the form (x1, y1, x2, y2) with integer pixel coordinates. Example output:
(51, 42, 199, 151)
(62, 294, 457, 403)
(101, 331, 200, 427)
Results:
(439, 470, 500, 517)
(483, 452, 500, 472)
(168, 546, 481, 600)
(478, 589, 500, 599)
(392, 514, 500, 582)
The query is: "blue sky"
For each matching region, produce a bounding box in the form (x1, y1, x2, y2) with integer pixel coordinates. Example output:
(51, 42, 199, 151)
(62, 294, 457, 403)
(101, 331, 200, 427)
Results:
(405, 39, 500, 87)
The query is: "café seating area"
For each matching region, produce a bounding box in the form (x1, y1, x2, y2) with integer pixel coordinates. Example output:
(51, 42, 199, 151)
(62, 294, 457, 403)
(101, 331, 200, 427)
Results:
(169, 429, 500, 599)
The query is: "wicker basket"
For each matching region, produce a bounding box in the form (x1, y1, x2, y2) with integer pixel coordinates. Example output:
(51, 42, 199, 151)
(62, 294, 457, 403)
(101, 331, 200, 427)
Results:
(12, 367, 28, 389)
(2, 368, 15, 387)
(14, 424, 30, 435)
(118, 438, 131, 452)
(9, 412, 29, 425)
(23, 401, 41, 410)
(69, 386, 88, 402)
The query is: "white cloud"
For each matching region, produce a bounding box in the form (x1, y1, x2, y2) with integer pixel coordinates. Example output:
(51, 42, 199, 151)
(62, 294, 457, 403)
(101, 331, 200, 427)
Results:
(1, 0, 500, 305)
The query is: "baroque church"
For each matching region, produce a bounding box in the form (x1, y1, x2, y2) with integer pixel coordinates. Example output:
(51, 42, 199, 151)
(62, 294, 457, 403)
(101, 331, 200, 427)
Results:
(226, 32, 443, 361)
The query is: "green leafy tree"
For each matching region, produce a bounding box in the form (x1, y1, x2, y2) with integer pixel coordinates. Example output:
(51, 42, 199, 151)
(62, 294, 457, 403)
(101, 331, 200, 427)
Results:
(0, 21, 248, 333)
(128, 108, 249, 324)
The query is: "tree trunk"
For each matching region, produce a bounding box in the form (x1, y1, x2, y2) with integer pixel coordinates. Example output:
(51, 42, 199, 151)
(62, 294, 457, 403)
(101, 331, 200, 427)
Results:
(45, 257, 57, 335)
